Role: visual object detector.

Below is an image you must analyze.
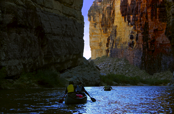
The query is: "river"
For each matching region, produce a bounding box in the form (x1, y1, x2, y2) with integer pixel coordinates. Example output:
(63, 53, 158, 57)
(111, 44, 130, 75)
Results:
(0, 86, 173, 114)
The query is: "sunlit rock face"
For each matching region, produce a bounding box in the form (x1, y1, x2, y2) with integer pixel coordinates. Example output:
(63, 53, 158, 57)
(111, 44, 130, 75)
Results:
(88, 0, 115, 59)
(88, 0, 174, 74)
(0, 0, 84, 76)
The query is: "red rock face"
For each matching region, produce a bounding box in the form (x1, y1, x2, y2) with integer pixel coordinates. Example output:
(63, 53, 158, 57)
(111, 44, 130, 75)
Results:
(119, 0, 174, 74)
(89, 0, 174, 74)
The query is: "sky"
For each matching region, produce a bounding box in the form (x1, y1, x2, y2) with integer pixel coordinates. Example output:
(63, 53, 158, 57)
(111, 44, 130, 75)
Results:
(82, 0, 95, 59)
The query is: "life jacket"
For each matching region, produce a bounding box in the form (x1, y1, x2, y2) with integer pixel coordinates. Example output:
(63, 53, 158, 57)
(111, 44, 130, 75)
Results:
(67, 84, 74, 93)
(76, 85, 83, 92)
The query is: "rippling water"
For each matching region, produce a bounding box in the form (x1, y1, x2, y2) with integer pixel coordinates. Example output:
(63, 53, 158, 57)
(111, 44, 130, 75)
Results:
(0, 86, 173, 113)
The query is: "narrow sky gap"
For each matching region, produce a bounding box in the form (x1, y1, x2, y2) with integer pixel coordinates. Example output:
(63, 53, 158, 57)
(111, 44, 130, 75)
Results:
(82, 0, 95, 59)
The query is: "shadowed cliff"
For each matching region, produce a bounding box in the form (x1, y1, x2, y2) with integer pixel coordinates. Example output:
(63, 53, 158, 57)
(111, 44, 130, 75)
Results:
(0, 0, 100, 88)
(0, 0, 84, 76)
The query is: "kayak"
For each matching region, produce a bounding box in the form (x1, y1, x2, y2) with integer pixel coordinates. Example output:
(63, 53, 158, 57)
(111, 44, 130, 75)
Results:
(104, 88, 112, 91)
(104, 86, 112, 91)
(65, 93, 87, 104)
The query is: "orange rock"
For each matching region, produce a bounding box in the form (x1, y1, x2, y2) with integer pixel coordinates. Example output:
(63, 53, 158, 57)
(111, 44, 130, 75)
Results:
(88, 0, 174, 74)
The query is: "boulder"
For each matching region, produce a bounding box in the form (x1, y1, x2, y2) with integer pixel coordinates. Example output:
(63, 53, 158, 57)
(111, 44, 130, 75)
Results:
(60, 57, 100, 86)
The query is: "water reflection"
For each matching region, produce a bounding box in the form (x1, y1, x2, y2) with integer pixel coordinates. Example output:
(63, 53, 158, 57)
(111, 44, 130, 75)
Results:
(0, 86, 173, 113)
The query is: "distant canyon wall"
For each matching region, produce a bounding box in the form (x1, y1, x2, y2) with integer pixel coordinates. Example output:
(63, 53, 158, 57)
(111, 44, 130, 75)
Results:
(0, 0, 84, 76)
(88, 0, 174, 74)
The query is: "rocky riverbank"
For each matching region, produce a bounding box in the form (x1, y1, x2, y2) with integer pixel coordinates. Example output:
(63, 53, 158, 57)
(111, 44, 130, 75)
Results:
(0, 57, 100, 89)
(91, 56, 174, 86)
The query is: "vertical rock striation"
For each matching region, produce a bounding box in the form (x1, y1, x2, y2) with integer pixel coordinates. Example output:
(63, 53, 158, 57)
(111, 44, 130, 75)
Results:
(0, 0, 84, 76)
(165, 0, 174, 58)
(88, 0, 174, 74)
(88, 0, 115, 59)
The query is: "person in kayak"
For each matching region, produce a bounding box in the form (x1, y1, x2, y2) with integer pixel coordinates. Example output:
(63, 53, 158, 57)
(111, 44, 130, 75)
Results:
(104, 85, 112, 89)
(76, 81, 90, 96)
(59, 80, 76, 103)
(60, 81, 96, 103)
(76, 81, 96, 102)
(65, 80, 76, 94)
(65, 81, 76, 97)
(103, 85, 112, 91)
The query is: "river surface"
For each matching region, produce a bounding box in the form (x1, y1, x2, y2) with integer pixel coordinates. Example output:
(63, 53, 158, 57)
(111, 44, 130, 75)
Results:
(0, 86, 174, 114)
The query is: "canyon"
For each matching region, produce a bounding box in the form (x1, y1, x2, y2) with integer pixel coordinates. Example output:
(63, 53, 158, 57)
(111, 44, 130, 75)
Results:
(1, 0, 174, 87)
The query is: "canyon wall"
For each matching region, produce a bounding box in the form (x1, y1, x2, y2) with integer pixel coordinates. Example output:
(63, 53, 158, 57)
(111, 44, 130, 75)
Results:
(0, 0, 84, 76)
(88, 0, 174, 74)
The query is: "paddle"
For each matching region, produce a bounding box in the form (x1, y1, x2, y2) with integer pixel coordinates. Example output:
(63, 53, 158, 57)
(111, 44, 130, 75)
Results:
(83, 88, 96, 102)
(78, 85, 96, 102)
(59, 94, 66, 103)
(88, 94, 96, 102)
(90, 97, 96, 102)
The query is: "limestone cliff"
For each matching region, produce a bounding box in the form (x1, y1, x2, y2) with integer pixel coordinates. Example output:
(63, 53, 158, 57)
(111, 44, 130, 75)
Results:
(0, 0, 84, 76)
(88, 0, 174, 74)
